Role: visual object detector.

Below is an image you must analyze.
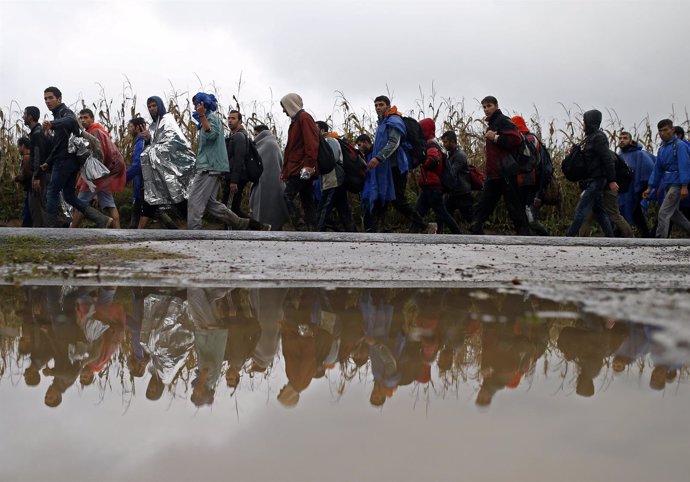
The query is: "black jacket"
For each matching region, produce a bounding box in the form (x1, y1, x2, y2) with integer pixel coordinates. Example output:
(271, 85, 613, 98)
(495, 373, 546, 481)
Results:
(582, 110, 615, 181)
(29, 123, 50, 179)
(448, 146, 471, 195)
(226, 127, 248, 183)
(45, 103, 80, 168)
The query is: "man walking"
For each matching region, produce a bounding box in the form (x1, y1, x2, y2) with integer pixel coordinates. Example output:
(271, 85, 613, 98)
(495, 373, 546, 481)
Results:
(40, 86, 112, 228)
(565, 109, 617, 237)
(280, 93, 319, 231)
(441, 130, 473, 231)
(24, 106, 49, 226)
(225, 109, 250, 218)
(616, 131, 655, 237)
(249, 125, 289, 230)
(365, 95, 435, 234)
(470, 96, 528, 235)
(71, 108, 126, 228)
(643, 119, 690, 238)
(187, 92, 269, 231)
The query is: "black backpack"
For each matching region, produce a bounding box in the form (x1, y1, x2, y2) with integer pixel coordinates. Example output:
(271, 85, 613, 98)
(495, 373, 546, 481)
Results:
(515, 133, 540, 173)
(561, 144, 588, 182)
(244, 137, 264, 183)
(402, 117, 426, 170)
(316, 135, 336, 175)
(337, 138, 367, 193)
(612, 150, 633, 194)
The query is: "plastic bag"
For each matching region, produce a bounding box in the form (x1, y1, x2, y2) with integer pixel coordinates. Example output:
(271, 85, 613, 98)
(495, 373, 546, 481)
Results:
(82, 155, 110, 191)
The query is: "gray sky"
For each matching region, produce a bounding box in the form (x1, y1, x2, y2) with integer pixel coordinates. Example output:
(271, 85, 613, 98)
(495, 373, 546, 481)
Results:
(1, 0, 689, 138)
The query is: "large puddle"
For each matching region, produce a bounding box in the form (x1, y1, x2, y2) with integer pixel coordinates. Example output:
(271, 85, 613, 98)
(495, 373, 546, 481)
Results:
(1, 285, 689, 482)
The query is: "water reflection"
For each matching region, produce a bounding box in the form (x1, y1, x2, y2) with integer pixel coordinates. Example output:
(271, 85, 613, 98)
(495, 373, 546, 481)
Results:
(1, 285, 688, 410)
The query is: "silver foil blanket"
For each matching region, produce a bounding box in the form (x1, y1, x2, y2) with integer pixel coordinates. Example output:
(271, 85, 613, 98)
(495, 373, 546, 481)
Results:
(140, 114, 196, 205)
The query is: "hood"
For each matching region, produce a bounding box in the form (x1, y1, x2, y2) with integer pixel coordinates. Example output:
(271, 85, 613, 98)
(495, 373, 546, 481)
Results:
(280, 93, 303, 118)
(583, 109, 602, 134)
(254, 129, 272, 143)
(146, 96, 167, 121)
(418, 118, 436, 139)
(511, 116, 529, 134)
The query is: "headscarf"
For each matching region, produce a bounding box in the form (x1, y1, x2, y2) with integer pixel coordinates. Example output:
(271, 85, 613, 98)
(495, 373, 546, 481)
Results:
(192, 92, 219, 127)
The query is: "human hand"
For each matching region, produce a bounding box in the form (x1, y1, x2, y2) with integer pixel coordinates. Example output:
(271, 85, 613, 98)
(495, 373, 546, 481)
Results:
(609, 181, 619, 192)
(40, 163, 48, 172)
(33, 179, 41, 192)
(230, 183, 238, 194)
(485, 130, 498, 141)
(367, 158, 380, 170)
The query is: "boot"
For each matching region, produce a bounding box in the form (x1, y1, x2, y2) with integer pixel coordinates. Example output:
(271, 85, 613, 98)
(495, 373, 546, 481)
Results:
(248, 218, 271, 231)
(155, 210, 178, 230)
(84, 206, 113, 229)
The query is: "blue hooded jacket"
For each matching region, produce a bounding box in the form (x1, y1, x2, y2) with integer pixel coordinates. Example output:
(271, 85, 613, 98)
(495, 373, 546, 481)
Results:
(362, 114, 408, 210)
(649, 136, 690, 188)
(617, 143, 655, 222)
(126, 135, 145, 203)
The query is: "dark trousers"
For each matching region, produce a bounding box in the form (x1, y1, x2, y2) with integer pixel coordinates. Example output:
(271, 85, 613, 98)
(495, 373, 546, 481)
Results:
(391, 167, 427, 232)
(284, 176, 316, 231)
(471, 176, 529, 235)
(22, 191, 33, 227)
(362, 198, 386, 233)
(228, 180, 249, 218)
(566, 178, 614, 237)
(46, 158, 88, 227)
(317, 184, 357, 231)
(444, 192, 473, 231)
(416, 187, 461, 234)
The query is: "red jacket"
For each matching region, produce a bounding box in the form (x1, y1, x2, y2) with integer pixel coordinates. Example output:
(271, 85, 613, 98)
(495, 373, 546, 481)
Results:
(281, 110, 319, 179)
(418, 141, 443, 189)
(484, 109, 522, 180)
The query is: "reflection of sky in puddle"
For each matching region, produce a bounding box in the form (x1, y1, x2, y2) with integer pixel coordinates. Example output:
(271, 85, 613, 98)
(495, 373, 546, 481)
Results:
(1, 285, 689, 482)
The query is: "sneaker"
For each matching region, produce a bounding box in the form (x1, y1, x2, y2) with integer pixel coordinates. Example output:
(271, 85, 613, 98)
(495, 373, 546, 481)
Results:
(425, 222, 438, 234)
(261, 223, 272, 231)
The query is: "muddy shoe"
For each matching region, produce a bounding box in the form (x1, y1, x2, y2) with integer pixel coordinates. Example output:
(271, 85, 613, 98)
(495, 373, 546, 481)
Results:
(426, 222, 438, 234)
(261, 223, 272, 231)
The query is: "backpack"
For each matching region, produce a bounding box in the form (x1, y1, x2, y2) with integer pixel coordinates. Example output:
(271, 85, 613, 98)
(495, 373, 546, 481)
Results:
(428, 140, 457, 193)
(538, 142, 561, 205)
(561, 144, 588, 182)
(515, 133, 540, 173)
(316, 135, 336, 175)
(402, 117, 426, 169)
(337, 138, 367, 193)
(469, 165, 485, 191)
(244, 137, 264, 183)
(612, 150, 633, 194)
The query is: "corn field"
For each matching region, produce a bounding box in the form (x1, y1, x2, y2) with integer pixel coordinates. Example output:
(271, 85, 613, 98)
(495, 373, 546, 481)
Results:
(1, 83, 688, 233)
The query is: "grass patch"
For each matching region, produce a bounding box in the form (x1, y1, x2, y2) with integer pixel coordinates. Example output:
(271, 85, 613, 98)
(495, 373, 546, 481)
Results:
(0, 236, 78, 265)
(85, 247, 187, 264)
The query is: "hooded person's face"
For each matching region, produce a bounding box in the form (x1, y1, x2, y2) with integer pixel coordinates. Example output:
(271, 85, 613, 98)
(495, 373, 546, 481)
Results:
(147, 101, 159, 121)
(618, 134, 632, 149)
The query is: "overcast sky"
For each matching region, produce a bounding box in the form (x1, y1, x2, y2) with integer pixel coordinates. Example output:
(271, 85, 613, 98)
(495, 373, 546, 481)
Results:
(1, 0, 689, 138)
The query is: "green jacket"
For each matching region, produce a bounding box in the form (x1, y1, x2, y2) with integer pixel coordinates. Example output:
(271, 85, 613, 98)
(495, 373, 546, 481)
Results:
(196, 112, 229, 172)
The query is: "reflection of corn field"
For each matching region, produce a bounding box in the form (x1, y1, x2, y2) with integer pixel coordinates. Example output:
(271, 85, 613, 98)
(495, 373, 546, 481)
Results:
(1, 84, 689, 232)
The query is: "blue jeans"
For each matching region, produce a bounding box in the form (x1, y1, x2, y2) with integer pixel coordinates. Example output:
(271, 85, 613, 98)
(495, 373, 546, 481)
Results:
(566, 178, 614, 237)
(46, 158, 88, 226)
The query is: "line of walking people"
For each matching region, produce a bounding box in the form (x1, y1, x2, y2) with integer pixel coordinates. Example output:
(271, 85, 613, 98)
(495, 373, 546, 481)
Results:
(12, 87, 690, 238)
